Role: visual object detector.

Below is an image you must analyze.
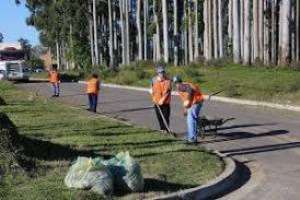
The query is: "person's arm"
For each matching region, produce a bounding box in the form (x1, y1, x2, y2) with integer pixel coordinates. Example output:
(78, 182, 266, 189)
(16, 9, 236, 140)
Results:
(180, 84, 194, 108)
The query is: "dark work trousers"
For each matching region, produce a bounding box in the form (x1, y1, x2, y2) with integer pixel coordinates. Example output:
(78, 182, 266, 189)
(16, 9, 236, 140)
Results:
(88, 93, 98, 112)
(154, 104, 171, 131)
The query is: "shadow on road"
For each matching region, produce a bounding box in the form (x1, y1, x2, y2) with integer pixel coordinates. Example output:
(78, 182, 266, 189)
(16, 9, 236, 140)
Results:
(221, 141, 300, 156)
(218, 122, 277, 131)
(201, 129, 289, 144)
(212, 160, 251, 199)
(100, 106, 154, 115)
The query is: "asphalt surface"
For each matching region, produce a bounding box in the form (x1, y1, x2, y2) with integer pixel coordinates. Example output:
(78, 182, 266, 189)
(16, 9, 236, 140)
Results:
(17, 82, 300, 200)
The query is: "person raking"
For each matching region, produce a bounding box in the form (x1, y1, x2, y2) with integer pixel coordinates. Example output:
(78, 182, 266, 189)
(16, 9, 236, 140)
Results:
(151, 64, 172, 132)
(173, 76, 204, 144)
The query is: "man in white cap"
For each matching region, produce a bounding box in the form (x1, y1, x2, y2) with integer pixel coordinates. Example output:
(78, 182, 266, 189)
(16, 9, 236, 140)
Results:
(151, 64, 172, 132)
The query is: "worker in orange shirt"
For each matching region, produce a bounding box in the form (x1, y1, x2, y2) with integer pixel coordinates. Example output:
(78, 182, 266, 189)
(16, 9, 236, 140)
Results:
(48, 64, 60, 97)
(151, 65, 172, 132)
(173, 76, 204, 144)
(86, 73, 100, 113)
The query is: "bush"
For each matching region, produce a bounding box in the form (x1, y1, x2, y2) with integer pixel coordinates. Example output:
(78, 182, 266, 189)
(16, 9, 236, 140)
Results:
(115, 70, 139, 85)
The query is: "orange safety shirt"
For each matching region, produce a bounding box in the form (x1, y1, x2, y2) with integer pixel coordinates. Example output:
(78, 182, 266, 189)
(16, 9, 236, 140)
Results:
(49, 70, 60, 83)
(86, 78, 100, 94)
(151, 76, 172, 105)
(178, 82, 204, 107)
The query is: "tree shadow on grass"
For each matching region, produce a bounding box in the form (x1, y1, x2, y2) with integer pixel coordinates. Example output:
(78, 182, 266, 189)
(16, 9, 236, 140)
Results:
(114, 178, 197, 197)
(0, 96, 6, 105)
(19, 135, 112, 162)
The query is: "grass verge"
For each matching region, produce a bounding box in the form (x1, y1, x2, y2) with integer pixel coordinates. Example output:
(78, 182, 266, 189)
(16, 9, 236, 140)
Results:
(0, 81, 223, 200)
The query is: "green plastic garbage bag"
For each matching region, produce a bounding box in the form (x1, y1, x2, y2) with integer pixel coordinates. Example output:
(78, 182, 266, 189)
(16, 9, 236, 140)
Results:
(103, 152, 144, 192)
(64, 157, 113, 195)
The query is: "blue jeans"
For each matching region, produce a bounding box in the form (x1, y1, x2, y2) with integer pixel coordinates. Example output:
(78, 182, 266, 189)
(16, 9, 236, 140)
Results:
(186, 103, 203, 142)
(52, 83, 60, 96)
(88, 93, 98, 112)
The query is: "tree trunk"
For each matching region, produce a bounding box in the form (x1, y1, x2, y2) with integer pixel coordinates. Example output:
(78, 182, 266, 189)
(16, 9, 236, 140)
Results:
(69, 24, 75, 69)
(56, 40, 60, 69)
(232, 0, 241, 63)
(271, 0, 277, 65)
(184, 0, 188, 64)
(259, 0, 264, 60)
(174, 0, 179, 66)
(194, 0, 199, 59)
(188, 1, 194, 62)
(213, 0, 218, 58)
(240, 0, 244, 59)
(253, 0, 259, 61)
(108, 0, 114, 68)
(243, 0, 251, 65)
(125, 0, 130, 64)
(263, 0, 270, 65)
(162, 0, 169, 63)
(92, 0, 99, 65)
(203, 0, 208, 59)
(208, 0, 213, 59)
(279, 0, 291, 66)
(218, 0, 223, 58)
(296, 0, 300, 61)
(136, 0, 143, 60)
(119, 0, 126, 65)
(89, 3, 95, 66)
(144, 0, 148, 60)
(228, 0, 233, 54)
(154, 0, 161, 61)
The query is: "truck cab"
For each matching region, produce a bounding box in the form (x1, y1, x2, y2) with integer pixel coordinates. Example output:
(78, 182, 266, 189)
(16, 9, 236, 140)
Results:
(0, 61, 30, 81)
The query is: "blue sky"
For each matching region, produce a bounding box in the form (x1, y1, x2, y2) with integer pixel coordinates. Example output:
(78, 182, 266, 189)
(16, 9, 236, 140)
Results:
(0, 1, 39, 45)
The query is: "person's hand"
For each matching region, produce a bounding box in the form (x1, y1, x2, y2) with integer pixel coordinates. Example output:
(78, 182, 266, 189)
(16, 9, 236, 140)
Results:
(158, 99, 164, 105)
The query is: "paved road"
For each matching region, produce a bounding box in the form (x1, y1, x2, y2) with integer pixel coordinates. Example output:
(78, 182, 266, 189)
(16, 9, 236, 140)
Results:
(18, 82, 300, 200)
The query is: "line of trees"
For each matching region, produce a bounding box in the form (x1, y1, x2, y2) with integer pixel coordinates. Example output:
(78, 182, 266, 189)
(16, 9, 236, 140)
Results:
(22, 0, 300, 70)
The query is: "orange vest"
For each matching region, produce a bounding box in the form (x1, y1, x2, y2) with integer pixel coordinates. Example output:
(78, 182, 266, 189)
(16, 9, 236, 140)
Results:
(152, 77, 171, 105)
(86, 78, 100, 94)
(178, 82, 204, 107)
(49, 70, 60, 83)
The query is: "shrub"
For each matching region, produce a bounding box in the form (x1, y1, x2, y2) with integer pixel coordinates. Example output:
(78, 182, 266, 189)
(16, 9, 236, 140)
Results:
(115, 70, 139, 85)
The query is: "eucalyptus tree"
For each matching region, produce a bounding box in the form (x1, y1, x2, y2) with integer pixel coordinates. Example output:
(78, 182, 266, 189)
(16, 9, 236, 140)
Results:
(278, 0, 291, 65)
(243, 0, 251, 65)
(174, 0, 179, 65)
(108, 0, 114, 68)
(232, 0, 241, 63)
(162, 0, 169, 63)
(136, 0, 143, 60)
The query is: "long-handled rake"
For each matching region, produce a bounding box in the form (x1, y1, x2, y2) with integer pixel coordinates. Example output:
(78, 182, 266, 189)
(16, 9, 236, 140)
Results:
(155, 104, 176, 137)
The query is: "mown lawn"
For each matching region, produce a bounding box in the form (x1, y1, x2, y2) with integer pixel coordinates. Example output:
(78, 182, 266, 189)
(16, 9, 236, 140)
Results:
(0, 81, 223, 200)
(103, 63, 300, 105)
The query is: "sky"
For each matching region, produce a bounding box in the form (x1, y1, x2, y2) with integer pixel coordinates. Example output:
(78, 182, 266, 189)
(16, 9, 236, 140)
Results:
(0, 0, 39, 46)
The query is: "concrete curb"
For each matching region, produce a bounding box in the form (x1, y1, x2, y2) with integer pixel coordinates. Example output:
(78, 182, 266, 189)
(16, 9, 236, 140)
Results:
(151, 151, 238, 200)
(78, 81, 300, 112)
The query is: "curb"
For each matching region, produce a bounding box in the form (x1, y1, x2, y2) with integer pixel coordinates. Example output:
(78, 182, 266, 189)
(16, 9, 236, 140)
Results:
(78, 81, 300, 112)
(151, 151, 238, 200)
(151, 151, 239, 200)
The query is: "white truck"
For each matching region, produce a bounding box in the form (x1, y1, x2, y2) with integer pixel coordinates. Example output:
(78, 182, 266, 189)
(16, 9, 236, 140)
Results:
(0, 43, 31, 81)
(0, 61, 30, 81)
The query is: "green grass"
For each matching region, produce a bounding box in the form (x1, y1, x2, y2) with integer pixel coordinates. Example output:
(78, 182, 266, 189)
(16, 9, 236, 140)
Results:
(102, 62, 300, 105)
(0, 81, 223, 200)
